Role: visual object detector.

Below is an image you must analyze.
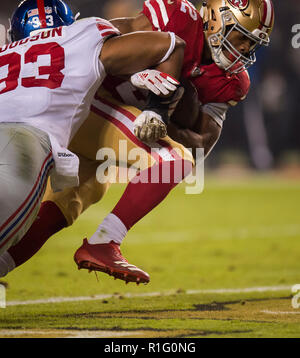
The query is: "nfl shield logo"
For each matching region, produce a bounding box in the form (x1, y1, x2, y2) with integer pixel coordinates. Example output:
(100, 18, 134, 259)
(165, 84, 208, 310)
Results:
(45, 7, 53, 14)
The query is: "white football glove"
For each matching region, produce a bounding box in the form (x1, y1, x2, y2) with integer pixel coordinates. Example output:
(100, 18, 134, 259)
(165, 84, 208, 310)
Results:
(134, 110, 167, 143)
(131, 70, 179, 96)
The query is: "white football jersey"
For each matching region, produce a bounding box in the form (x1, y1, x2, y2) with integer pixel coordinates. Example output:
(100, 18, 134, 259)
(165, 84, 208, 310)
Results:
(0, 17, 119, 148)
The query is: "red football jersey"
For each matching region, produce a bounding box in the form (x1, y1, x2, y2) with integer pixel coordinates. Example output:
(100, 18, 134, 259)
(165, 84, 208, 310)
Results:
(143, 0, 204, 79)
(143, 0, 250, 105)
(101, 0, 250, 110)
(191, 63, 250, 106)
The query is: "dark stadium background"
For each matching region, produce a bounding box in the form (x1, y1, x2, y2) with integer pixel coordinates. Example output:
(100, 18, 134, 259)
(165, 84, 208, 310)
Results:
(1, 0, 299, 171)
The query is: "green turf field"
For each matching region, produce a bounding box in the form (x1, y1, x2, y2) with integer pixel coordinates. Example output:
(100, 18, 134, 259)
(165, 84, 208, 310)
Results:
(0, 172, 300, 338)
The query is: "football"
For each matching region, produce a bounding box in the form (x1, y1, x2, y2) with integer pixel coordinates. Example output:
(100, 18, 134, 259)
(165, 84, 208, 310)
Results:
(170, 77, 200, 129)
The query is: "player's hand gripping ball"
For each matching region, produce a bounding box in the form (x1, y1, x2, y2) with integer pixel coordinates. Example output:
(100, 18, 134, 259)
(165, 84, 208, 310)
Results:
(134, 110, 167, 143)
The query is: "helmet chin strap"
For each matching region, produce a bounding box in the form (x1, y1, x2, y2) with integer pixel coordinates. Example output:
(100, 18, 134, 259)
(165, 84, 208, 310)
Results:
(210, 44, 233, 71)
(217, 50, 233, 69)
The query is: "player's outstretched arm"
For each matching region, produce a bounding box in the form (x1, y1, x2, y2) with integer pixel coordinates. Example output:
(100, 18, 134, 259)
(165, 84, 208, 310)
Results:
(109, 14, 182, 81)
(110, 13, 152, 34)
(100, 30, 185, 144)
(100, 31, 185, 80)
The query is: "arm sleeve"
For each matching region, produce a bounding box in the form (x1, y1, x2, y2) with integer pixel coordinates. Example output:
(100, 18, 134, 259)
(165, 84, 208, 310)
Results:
(201, 102, 229, 128)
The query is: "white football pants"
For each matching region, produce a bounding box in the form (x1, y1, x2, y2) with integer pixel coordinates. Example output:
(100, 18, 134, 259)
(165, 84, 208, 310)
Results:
(0, 123, 54, 255)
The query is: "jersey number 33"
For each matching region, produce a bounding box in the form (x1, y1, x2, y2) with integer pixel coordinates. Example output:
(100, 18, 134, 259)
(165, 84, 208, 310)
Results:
(0, 42, 65, 94)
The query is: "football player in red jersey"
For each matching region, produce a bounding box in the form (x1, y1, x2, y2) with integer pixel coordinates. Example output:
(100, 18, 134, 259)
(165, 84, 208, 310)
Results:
(0, 0, 274, 284)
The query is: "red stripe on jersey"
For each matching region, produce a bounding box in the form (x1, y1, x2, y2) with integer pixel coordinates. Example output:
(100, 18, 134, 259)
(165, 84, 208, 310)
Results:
(100, 31, 118, 38)
(96, 22, 119, 37)
(97, 23, 115, 32)
(37, 0, 47, 28)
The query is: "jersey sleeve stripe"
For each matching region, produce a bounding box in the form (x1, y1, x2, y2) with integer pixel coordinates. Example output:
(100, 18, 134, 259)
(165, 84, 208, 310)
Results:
(99, 30, 119, 37)
(155, 0, 170, 27)
(96, 22, 120, 38)
(144, 0, 161, 30)
(97, 24, 117, 31)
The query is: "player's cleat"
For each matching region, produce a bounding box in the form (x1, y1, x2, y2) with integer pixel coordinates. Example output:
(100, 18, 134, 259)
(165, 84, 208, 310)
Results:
(74, 239, 150, 284)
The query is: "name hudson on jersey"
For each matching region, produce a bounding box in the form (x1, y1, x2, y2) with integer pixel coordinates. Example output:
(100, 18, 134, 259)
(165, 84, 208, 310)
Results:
(0, 27, 63, 54)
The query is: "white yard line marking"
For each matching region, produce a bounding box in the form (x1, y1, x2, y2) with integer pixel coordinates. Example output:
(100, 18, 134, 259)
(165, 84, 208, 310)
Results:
(186, 285, 292, 294)
(0, 329, 143, 338)
(128, 224, 300, 244)
(261, 310, 300, 315)
(6, 285, 292, 307)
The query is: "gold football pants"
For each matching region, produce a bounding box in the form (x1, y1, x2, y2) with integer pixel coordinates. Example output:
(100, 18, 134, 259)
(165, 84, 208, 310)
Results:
(43, 89, 193, 226)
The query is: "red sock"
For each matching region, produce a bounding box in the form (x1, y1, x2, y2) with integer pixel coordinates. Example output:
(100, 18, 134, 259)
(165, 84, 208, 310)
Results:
(8, 201, 67, 267)
(112, 159, 192, 230)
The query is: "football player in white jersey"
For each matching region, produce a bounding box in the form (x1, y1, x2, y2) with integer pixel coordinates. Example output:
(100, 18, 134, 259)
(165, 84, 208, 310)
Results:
(0, 0, 186, 259)
(0, 0, 275, 285)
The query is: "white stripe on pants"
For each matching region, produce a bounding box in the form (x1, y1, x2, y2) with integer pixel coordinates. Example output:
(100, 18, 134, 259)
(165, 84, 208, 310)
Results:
(0, 123, 54, 255)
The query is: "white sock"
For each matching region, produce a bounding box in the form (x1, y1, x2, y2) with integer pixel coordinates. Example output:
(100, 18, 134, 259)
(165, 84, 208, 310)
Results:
(89, 213, 128, 245)
(0, 252, 16, 277)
